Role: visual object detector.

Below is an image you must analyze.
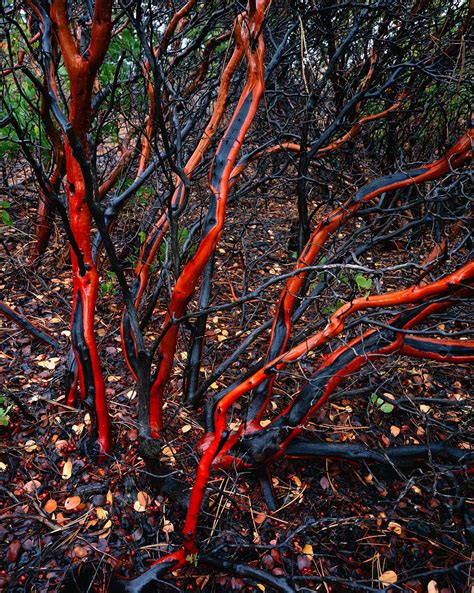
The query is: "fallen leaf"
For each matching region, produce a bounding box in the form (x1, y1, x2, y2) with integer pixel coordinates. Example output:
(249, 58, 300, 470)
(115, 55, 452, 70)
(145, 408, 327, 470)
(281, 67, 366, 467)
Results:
(390, 426, 401, 437)
(24, 479, 41, 493)
(62, 460, 73, 480)
(254, 513, 266, 525)
(44, 499, 57, 513)
(96, 507, 108, 520)
(73, 545, 88, 559)
(134, 500, 146, 513)
(379, 570, 397, 584)
(37, 357, 60, 370)
(64, 496, 81, 510)
(7, 540, 21, 562)
(388, 521, 402, 535)
(137, 491, 150, 508)
(320, 476, 330, 490)
(99, 519, 112, 539)
(196, 576, 209, 589)
(291, 475, 302, 488)
(427, 581, 439, 593)
(302, 544, 314, 559)
(24, 439, 37, 452)
(181, 424, 192, 433)
(162, 519, 174, 533)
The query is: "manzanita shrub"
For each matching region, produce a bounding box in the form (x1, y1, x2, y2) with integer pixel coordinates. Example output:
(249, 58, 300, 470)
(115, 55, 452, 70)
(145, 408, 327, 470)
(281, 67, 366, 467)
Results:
(1, 0, 472, 590)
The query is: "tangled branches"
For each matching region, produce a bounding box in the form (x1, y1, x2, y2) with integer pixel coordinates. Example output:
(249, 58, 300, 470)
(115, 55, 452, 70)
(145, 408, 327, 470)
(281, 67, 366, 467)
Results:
(0, 0, 473, 591)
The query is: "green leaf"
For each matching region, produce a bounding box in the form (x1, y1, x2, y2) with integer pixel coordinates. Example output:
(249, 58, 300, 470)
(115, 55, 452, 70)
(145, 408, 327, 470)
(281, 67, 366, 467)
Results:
(379, 402, 394, 414)
(138, 231, 146, 244)
(185, 553, 198, 567)
(355, 275, 372, 291)
(1, 210, 12, 225)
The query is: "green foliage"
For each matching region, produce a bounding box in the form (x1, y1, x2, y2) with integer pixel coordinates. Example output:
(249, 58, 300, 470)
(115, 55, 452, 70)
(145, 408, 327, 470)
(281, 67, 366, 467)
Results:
(0, 395, 12, 426)
(160, 227, 190, 262)
(355, 274, 372, 296)
(100, 271, 117, 296)
(370, 393, 394, 414)
(185, 553, 199, 567)
(322, 299, 345, 317)
(0, 201, 12, 226)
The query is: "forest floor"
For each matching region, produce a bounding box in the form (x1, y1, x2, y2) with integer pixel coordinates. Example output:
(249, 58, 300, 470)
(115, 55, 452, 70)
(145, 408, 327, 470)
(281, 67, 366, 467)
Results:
(0, 177, 473, 593)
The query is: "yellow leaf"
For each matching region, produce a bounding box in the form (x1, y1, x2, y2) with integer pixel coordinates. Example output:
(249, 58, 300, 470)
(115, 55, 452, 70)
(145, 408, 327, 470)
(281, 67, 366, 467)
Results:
(257, 585, 266, 592)
(379, 570, 397, 584)
(96, 507, 108, 520)
(106, 489, 113, 505)
(181, 424, 192, 433)
(302, 544, 314, 559)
